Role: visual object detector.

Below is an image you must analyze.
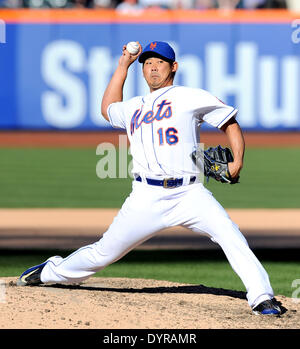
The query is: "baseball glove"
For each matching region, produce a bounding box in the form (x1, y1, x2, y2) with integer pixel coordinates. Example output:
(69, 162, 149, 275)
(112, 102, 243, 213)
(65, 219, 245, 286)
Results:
(191, 145, 239, 184)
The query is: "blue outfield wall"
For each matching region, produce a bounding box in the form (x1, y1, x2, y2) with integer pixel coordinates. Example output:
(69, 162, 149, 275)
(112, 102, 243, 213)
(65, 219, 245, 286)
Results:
(0, 20, 300, 131)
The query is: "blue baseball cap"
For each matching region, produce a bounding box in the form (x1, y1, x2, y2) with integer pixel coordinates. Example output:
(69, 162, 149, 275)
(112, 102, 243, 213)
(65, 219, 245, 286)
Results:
(138, 41, 176, 64)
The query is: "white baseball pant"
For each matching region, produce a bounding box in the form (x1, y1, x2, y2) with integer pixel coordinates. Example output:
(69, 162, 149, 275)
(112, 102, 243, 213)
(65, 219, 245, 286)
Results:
(40, 180, 274, 308)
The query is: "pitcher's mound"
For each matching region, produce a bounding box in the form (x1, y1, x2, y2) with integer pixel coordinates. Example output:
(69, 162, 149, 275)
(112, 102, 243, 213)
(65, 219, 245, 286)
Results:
(1, 277, 299, 329)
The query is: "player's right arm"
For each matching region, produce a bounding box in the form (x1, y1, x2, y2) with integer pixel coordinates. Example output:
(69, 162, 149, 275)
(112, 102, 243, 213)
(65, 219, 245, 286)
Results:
(101, 43, 142, 121)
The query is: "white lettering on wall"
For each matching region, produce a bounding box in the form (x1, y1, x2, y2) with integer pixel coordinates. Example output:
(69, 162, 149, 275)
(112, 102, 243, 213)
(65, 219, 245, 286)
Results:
(259, 56, 299, 128)
(40, 40, 300, 130)
(206, 42, 257, 127)
(87, 47, 112, 127)
(41, 40, 86, 128)
(177, 55, 203, 88)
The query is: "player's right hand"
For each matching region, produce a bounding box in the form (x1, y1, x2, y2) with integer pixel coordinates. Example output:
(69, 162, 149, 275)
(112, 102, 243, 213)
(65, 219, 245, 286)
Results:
(119, 42, 142, 68)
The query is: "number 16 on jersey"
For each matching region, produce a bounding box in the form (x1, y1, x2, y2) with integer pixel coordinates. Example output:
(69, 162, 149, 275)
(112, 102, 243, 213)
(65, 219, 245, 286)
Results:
(157, 127, 179, 146)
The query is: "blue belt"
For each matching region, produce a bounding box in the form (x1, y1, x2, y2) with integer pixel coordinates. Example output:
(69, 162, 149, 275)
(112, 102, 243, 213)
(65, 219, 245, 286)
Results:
(135, 176, 196, 189)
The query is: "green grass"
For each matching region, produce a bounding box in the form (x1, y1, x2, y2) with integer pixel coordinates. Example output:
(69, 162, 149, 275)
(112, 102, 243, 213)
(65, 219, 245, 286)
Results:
(0, 147, 299, 208)
(1, 249, 299, 298)
(0, 147, 131, 208)
(205, 147, 300, 208)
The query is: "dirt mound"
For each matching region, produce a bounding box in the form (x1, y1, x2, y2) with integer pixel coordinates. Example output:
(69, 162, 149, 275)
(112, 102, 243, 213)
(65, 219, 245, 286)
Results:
(1, 277, 299, 329)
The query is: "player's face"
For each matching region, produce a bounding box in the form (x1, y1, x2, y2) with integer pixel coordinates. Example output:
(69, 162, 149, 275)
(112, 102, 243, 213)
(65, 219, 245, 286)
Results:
(143, 57, 178, 92)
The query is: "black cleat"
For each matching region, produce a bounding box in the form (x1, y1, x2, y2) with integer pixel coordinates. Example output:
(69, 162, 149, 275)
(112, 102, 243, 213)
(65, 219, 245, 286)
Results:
(17, 262, 47, 286)
(252, 299, 281, 316)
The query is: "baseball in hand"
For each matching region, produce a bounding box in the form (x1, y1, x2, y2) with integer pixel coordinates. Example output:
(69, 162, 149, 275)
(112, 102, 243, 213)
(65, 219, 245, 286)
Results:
(126, 41, 139, 55)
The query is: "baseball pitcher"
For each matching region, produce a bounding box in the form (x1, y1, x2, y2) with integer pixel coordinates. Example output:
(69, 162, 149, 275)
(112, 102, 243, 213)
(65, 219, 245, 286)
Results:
(17, 41, 281, 316)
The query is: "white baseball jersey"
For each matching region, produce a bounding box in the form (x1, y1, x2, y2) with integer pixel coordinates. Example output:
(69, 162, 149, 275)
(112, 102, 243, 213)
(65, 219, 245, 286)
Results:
(107, 85, 237, 177)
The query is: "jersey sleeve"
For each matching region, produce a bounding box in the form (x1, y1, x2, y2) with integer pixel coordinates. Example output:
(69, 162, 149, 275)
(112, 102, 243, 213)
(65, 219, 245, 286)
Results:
(193, 89, 238, 129)
(107, 102, 126, 130)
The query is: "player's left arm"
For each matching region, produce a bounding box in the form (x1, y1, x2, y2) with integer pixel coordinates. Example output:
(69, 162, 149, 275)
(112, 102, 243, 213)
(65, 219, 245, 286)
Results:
(220, 117, 245, 179)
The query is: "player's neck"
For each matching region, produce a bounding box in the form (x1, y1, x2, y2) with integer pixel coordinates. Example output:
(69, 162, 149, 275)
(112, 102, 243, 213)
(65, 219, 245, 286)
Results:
(149, 82, 174, 93)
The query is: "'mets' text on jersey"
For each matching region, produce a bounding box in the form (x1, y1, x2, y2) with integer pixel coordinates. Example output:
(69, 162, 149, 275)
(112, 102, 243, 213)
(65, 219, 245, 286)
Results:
(130, 99, 172, 136)
(107, 85, 237, 177)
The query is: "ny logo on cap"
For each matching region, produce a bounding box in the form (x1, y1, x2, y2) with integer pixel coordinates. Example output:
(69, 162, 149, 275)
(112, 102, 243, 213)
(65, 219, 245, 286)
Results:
(150, 42, 157, 50)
